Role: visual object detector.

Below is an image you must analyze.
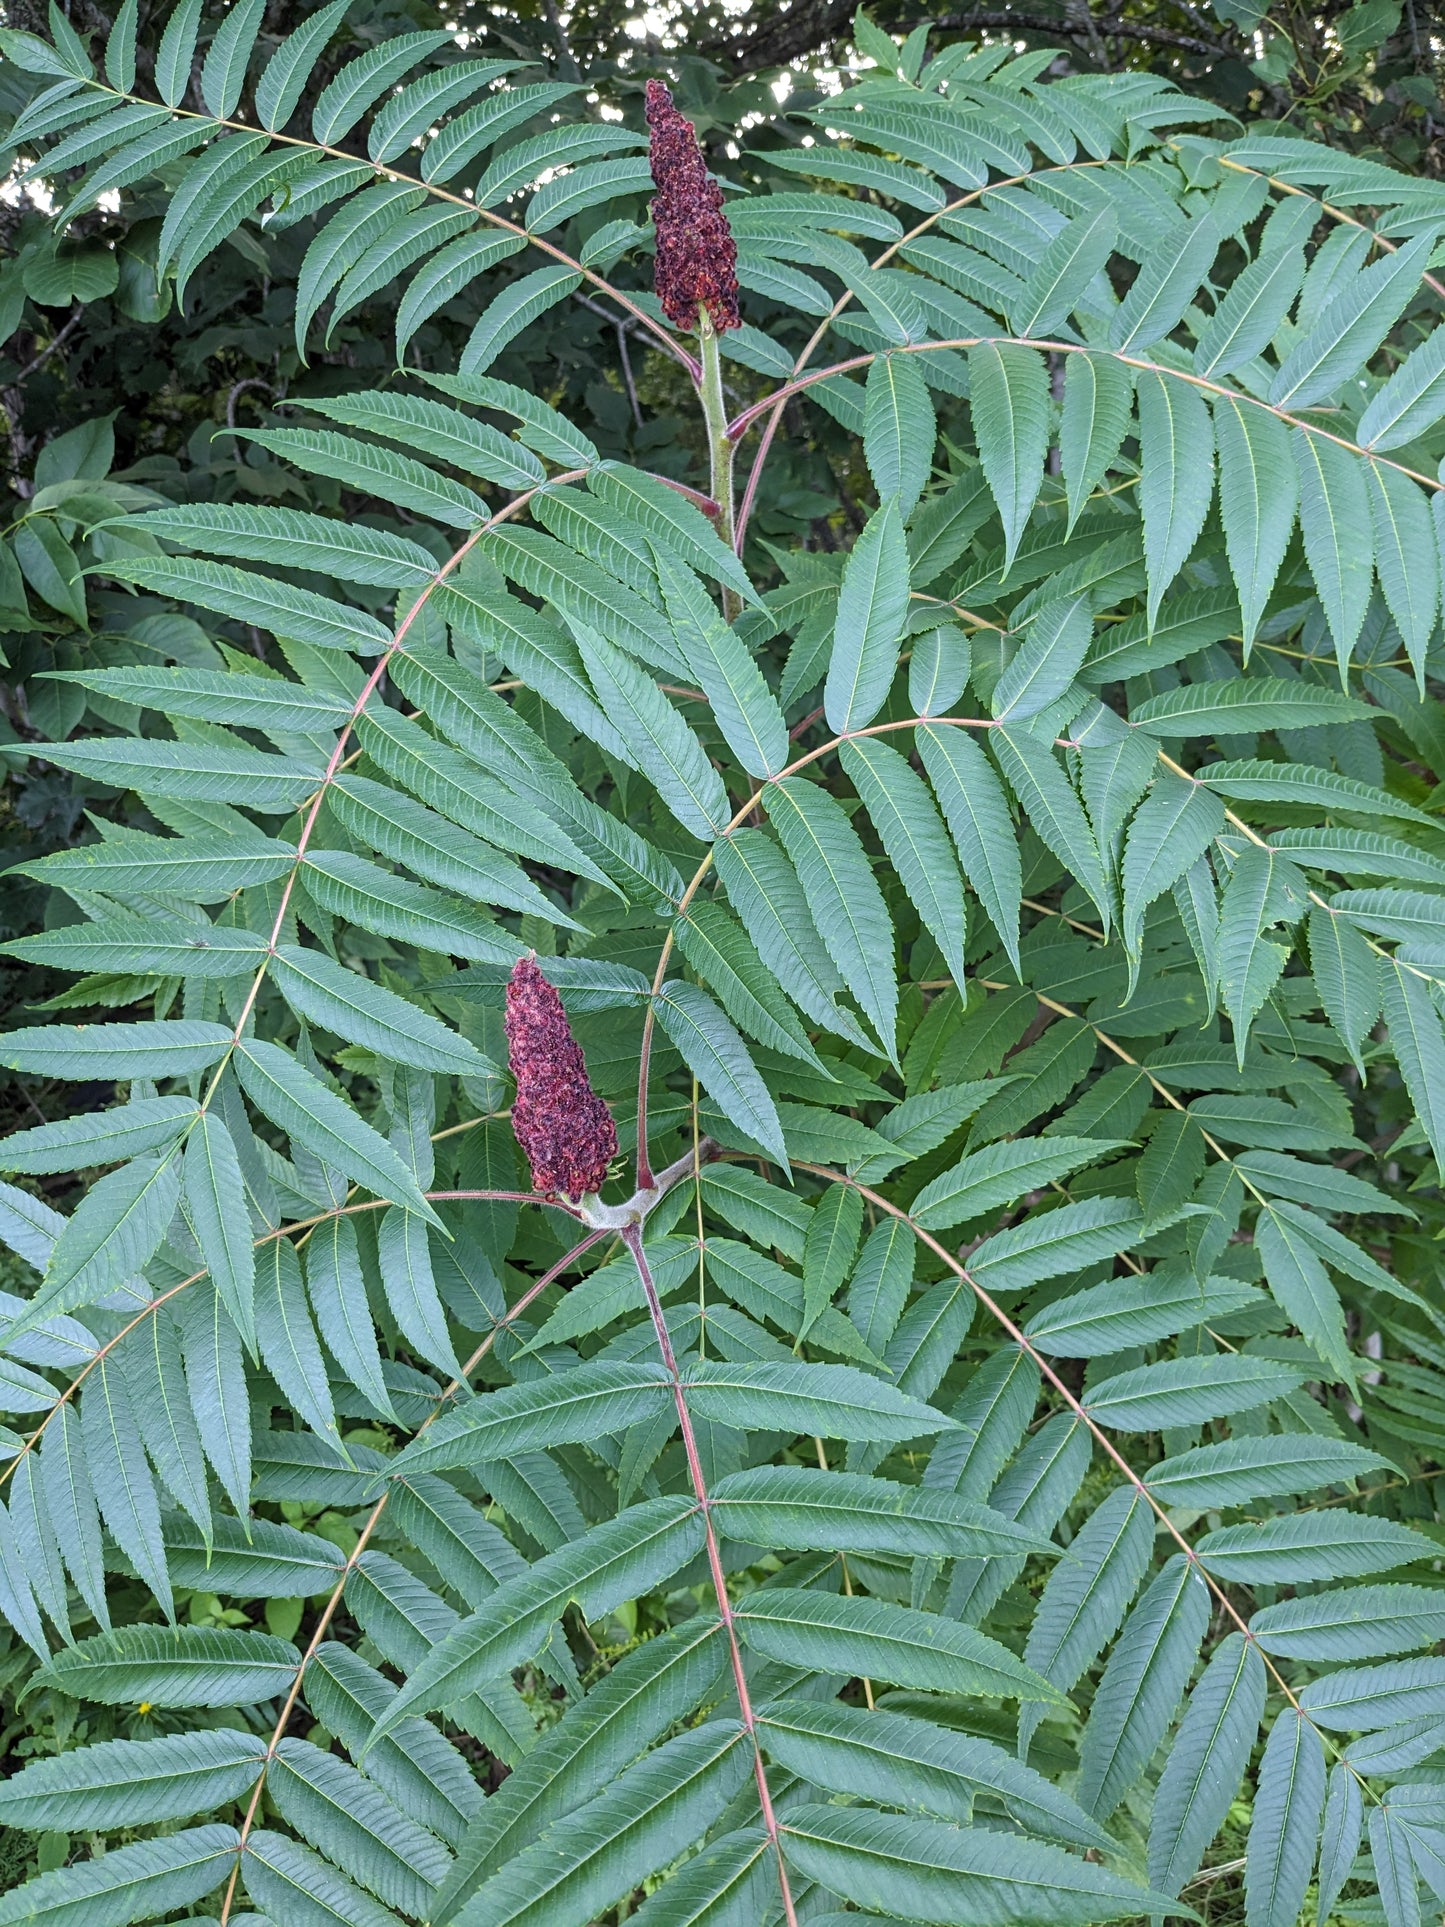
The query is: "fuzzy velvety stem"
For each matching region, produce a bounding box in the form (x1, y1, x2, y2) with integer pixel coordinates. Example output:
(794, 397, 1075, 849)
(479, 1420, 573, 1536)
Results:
(621, 1225, 799, 1927)
(698, 312, 740, 621)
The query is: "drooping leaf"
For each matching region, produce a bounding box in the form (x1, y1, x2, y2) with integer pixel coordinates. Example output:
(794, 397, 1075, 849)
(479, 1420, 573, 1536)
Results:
(968, 342, 1050, 571)
(823, 497, 910, 734)
(1149, 1633, 1266, 1897)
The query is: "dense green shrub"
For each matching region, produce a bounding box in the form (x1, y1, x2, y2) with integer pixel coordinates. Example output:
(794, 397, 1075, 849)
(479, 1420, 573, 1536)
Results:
(0, 5, 1443, 1925)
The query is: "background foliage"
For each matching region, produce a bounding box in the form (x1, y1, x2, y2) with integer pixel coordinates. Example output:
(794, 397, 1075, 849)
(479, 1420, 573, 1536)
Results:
(0, 1, 1444, 1924)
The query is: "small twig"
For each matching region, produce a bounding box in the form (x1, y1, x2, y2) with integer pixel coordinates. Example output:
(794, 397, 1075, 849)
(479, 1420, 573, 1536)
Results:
(226, 376, 278, 434)
(541, 0, 581, 80)
(13, 307, 81, 383)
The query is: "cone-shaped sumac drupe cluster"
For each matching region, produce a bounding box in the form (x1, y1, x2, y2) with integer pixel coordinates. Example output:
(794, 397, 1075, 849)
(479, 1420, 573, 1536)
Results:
(645, 79, 740, 334)
(505, 955, 618, 1200)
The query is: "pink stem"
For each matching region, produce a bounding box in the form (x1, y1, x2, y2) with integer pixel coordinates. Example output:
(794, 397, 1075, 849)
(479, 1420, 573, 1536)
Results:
(622, 1226, 798, 1927)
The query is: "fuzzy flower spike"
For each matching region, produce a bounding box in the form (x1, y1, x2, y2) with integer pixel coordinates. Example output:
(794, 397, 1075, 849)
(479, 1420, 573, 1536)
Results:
(505, 955, 619, 1201)
(645, 79, 740, 335)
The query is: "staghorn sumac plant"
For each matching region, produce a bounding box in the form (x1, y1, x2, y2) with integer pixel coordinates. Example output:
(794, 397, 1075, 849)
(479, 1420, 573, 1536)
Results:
(0, 9, 1444, 1927)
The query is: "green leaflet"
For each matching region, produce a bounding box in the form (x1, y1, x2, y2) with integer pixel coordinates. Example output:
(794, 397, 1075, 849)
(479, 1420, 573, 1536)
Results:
(1015, 207, 1116, 339)
(674, 901, 826, 1069)
(709, 1465, 1053, 1560)
(765, 776, 899, 1061)
(1195, 1511, 1438, 1582)
(301, 849, 520, 964)
(918, 723, 1023, 970)
(1316, 1765, 1363, 1925)
(1145, 1435, 1392, 1509)
(1058, 351, 1134, 534)
(736, 1588, 1065, 1702)
(779, 1804, 1176, 1925)
(234, 1039, 440, 1226)
(1148, 1634, 1265, 1896)
(311, 31, 451, 143)
(28, 1624, 301, 1707)
(370, 1496, 707, 1735)
(308, 389, 542, 488)
(125, 1313, 212, 1541)
(165, 1515, 342, 1597)
(255, 1236, 338, 1447)
(712, 828, 875, 1051)
(1253, 1586, 1445, 1662)
(573, 621, 730, 838)
(328, 773, 573, 924)
(968, 341, 1050, 570)
(0, 1729, 263, 1831)
(842, 736, 969, 990)
(624, 1829, 772, 1927)
(19, 1148, 180, 1333)
(35, 734, 327, 806)
(1308, 903, 1380, 1074)
(823, 496, 910, 733)
(1019, 1486, 1153, 1755)
(1121, 771, 1226, 964)
(1217, 844, 1293, 1066)
(305, 1214, 393, 1420)
(395, 230, 529, 364)
(307, 1640, 480, 1849)
(1294, 429, 1374, 674)
(911, 1135, 1122, 1233)
(1359, 325, 1445, 451)
(992, 726, 1110, 929)
(991, 594, 1092, 724)
(83, 1351, 173, 1616)
(243, 1828, 403, 1927)
(758, 1699, 1110, 1849)
(653, 979, 787, 1162)
(268, 1735, 451, 1917)
(1082, 1354, 1303, 1431)
(1136, 368, 1214, 629)
(1367, 461, 1439, 684)
(1214, 396, 1297, 651)
(1194, 241, 1305, 379)
(115, 503, 440, 587)
(1243, 1711, 1325, 1927)
(681, 1359, 953, 1442)
(654, 553, 785, 778)
(433, 1616, 726, 1921)
(864, 353, 937, 516)
(461, 263, 582, 374)
(800, 1182, 862, 1337)
(1255, 1202, 1357, 1391)
(255, 0, 352, 132)
(1294, 1657, 1445, 1734)
(1271, 229, 1437, 410)
(1078, 1555, 1211, 1819)
(48, 664, 352, 733)
(443, 1723, 750, 1927)
(243, 425, 490, 528)
(1112, 212, 1219, 351)
(271, 944, 493, 1079)
(389, 1364, 671, 1476)
(0, 1826, 239, 1927)
(102, 553, 394, 653)
(967, 1198, 1145, 1297)
(599, 466, 760, 606)
(19, 829, 297, 901)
